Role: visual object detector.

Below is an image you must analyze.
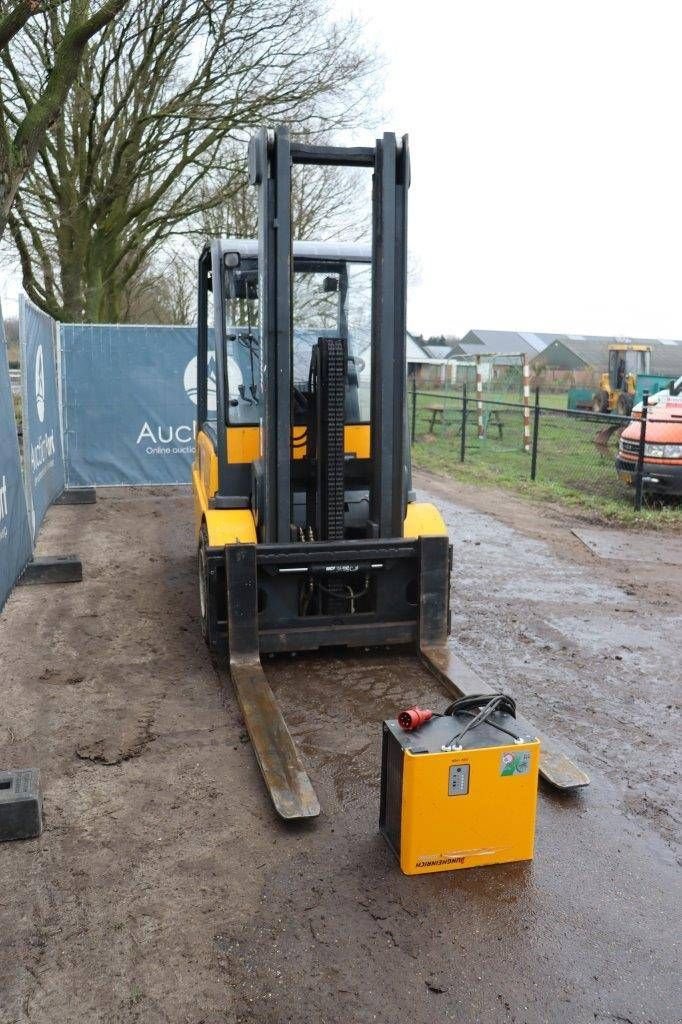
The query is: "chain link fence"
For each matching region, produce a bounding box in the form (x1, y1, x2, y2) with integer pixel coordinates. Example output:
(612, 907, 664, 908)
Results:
(410, 380, 672, 513)
(531, 402, 628, 501)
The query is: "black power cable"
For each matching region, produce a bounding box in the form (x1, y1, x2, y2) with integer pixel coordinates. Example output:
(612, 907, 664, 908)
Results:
(441, 693, 520, 748)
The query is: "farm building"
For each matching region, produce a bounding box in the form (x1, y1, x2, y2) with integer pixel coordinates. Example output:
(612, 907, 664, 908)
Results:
(455, 329, 682, 388)
(452, 329, 541, 386)
(407, 332, 459, 385)
(457, 329, 547, 360)
(357, 331, 460, 385)
(533, 334, 682, 386)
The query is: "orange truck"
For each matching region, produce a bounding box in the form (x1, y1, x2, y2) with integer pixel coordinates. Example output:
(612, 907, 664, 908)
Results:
(616, 376, 682, 496)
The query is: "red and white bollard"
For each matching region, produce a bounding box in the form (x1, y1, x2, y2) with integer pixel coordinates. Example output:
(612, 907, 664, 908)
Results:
(523, 355, 531, 452)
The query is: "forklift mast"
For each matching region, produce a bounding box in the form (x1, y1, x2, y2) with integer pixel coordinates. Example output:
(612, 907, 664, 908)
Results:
(244, 127, 409, 544)
(191, 128, 590, 819)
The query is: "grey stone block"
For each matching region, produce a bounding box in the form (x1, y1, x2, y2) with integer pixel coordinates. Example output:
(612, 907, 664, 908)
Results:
(0, 768, 43, 841)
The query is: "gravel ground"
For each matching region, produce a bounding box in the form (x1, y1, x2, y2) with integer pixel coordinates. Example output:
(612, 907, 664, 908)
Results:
(0, 478, 679, 1024)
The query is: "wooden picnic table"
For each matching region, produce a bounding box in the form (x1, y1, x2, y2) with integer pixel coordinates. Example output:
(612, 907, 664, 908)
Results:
(425, 403, 444, 433)
(484, 409, 504, 439)
(421, 403, 504, 440)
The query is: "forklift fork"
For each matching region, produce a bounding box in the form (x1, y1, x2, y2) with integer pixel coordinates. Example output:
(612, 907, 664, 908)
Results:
(419, 645, 590, 791)
(224, 536, 587, 823)
(225, 544, 320, 819)
(416, 536, 589, 791)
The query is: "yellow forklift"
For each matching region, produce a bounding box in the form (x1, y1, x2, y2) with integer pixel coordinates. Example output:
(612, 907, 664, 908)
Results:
(592, 343, 652, 415)
(192, 127, 588, 819)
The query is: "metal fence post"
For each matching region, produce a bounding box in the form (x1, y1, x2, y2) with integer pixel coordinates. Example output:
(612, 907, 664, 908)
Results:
(411, 372, 417, 444)
(530, 386, 540, 481)
(460, 382, 467, 463)
(634, 390, 649, 511)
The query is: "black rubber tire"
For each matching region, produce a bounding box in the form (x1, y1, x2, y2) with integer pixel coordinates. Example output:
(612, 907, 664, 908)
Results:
(197, 523, 212, 647)
(616, 393, 634, 416)
(592, 390, 609, 414)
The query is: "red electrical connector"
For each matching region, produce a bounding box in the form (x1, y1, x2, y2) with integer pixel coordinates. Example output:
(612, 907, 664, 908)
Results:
(397, 706, 433, 731)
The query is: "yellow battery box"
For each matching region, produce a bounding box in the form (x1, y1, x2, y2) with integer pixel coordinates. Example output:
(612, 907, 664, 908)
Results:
(379, 711, 540, 875)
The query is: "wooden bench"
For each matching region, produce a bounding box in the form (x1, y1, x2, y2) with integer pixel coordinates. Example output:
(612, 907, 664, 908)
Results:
(425, 403, 445, 433)
(483, 409, 504, 439)
(421, 403, 504, 440)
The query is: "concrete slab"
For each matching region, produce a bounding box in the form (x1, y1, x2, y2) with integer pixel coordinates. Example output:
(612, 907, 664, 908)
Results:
(572, 525, 682, 564)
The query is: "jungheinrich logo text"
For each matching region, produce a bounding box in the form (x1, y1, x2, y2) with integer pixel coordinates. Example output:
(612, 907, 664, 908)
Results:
(416, 854, 466, 867)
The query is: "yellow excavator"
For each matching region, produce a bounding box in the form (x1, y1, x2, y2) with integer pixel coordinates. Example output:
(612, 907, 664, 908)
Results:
(191, 127, 588, 819)
(592, 343, 652, 415)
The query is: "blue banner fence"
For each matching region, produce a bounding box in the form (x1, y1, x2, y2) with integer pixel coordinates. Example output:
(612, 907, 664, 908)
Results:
(0, 303, 348, 607)
(19, 296, 66, 535)
(60, 323, 202, 486)
(1, 302, 207, 610)
(0, 299, 33, 610)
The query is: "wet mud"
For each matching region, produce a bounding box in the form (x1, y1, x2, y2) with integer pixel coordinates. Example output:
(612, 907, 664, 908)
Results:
(0, 482, 679, 1023)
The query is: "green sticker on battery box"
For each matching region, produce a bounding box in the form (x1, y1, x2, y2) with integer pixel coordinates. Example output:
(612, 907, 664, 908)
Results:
(500, 751, 530, 776)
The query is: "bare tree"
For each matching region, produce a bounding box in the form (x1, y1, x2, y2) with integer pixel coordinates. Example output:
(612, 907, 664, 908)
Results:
(4, 0, 376, 322)
(121, 250, 194, 324)
(124, 156, 370, 325)
(0, 0, 127, 237)
(195, 157, 369, 245)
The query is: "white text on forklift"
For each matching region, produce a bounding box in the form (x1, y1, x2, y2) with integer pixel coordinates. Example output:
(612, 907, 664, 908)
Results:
(136, 421, 196, 455)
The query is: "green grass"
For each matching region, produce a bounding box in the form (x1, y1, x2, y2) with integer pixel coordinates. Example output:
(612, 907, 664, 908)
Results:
(129, 985, 144, 1006)
(414, 386, 570, 410)
(411, 396, 682, 529)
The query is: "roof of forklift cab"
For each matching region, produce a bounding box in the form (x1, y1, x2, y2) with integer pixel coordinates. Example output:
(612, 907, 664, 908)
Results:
(216, 238, 371, 262)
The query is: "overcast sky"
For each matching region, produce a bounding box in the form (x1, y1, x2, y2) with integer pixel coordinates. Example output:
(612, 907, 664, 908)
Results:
(336, 0, 682, 341)
(3, 0, 681, 343)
